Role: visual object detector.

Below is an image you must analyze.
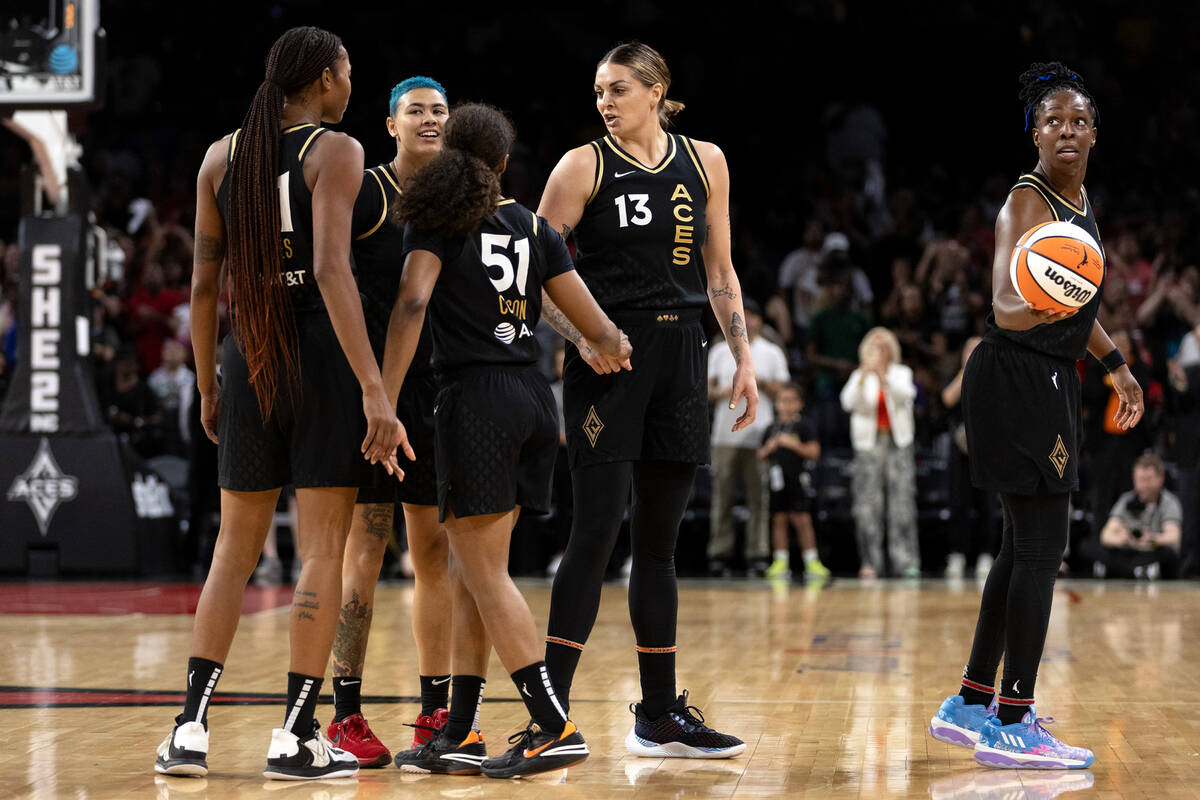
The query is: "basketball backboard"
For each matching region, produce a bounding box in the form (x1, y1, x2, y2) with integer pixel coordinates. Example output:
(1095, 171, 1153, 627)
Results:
(1, 0, 104, 108)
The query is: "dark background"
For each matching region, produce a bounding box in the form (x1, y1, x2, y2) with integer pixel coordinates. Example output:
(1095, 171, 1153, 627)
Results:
(6, 0, 1196, 265)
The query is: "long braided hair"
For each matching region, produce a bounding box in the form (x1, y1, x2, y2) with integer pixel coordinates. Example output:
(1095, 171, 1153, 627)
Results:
(227, 26, 342, 419)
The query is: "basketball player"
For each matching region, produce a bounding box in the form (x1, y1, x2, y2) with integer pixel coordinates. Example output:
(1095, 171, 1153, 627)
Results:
(928, 62, 1143, 769)
(324, 76, 452, 768)
(154, 27, 404, 780)
(538, 41, 753, 758)
(383, 103, 630, 778)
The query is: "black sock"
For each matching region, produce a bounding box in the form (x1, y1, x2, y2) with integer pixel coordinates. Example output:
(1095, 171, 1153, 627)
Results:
(419, 674, 451, 716)
(544, 639, 583, 715)
(443, 675, 485, 743)
(997, 697, 1034, 726)
(510, 662, 566, 736)
(284, 672, 323, 736)
(636, 647, 677, 719)
(332, 676, 362, 722)
(958, 672, 995, 708)
(181, 657, 223, 727)
(628, 461, 694, 721)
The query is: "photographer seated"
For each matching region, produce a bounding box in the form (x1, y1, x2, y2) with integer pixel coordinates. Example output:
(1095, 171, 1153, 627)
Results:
(1083, 453, 1183, 579)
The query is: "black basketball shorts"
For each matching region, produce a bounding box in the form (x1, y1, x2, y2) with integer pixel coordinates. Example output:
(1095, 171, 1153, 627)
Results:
(563, 309, 710, 469)
(433, 365, 558, 522)
(769, 464, 814, 515)
(961, 337, 1081, 495)
(357, 372, 439, 506)
(217, 314, 374, 492)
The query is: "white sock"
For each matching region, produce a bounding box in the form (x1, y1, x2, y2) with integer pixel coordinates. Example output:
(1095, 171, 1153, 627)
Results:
(773, 549, 789, 564)
(802, 548, 819, 565)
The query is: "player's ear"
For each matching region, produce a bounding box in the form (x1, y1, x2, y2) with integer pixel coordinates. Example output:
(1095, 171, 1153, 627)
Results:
(496, 154, 510, 176)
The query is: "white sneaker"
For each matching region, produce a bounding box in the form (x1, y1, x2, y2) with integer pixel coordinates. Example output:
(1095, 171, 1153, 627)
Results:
(976, 553, 994, 580)
(945, 552, 966, 579)
(620, 555, 633, 578)
(155, 720, 209, 777)
(546, 552, 563, 578)
(263, 721, 359, 780)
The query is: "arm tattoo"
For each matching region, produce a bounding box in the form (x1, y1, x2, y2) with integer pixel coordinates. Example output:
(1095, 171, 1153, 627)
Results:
(710, 282, 738, 301)
(294, 589, 319, 623)
(541, 294, 583, 345)
(331, 590, 372, 676)
(560, 223, 573, 239)
(360, 504, 392, 542)
(730, 311, 746, 342)
(196, 232, 223, 263)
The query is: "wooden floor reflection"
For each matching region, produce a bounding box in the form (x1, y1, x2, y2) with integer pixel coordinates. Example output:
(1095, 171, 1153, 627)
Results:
(0, 577, 1197, 799)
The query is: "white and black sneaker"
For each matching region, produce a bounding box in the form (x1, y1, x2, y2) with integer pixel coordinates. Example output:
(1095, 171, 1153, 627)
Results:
(154, 719, 209, 777)
(263, 719, 360, 780)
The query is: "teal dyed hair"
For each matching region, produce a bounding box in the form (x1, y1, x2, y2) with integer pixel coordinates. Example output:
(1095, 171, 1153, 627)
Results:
(389, 76, 448, 116)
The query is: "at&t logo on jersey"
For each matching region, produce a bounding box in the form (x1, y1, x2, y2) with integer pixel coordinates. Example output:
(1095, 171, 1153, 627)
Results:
(6, 438, 79, 535)
(493, 322, 532, 344)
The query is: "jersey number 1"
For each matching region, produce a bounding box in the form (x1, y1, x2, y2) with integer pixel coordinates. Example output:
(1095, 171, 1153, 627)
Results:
(278, 173, 294, 233)
(481, 234, 530, 296)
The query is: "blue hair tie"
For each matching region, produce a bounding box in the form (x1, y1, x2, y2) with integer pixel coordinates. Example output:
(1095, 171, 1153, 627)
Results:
(389, 76, 448, 116)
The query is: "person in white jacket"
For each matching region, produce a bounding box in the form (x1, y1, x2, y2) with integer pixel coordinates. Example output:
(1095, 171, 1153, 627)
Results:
(839, 327, 920, 578)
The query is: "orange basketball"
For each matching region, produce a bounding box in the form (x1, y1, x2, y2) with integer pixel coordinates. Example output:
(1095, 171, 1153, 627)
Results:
(1008, 221, 1104, 313)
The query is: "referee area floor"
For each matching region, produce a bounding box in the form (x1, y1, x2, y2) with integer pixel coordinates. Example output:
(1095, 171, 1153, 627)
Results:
(0, 577, 1196, 799)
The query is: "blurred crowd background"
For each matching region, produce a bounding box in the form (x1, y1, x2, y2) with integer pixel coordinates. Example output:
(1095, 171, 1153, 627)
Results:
(2, 1, 1198, 581)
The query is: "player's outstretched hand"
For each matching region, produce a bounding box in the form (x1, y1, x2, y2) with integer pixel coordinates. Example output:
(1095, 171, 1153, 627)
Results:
(580, 337, 632, 374)
(361, 385, 401, 465)
(200, 391, 220, 444)
(1024, 301, 1078, 324)
(729, 363, 759, 433)
(1111, 364, 1144, 431)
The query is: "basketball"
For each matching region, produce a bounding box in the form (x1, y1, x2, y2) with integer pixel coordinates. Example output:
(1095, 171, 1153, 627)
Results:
(1009, 221, 1105, 312)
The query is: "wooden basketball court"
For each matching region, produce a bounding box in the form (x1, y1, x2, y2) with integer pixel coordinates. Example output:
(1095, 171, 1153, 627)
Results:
(0, 577, 1196, 799)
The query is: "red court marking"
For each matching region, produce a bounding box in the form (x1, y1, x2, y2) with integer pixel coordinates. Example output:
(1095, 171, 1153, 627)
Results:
(0, 583, 294, 615)
(1058, 587, 1082, 604)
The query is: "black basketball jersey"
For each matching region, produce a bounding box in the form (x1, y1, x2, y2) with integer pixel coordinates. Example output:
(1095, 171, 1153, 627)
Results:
(351, 163, 434, 375)
(572, 133, 710, 311)
(986, 171, 1104, 361)
(403, 200, 575, 372)
(216, 123, 328, 314)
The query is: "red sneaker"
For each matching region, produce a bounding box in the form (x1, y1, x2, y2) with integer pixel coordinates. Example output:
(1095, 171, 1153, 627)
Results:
(326, 713, 392, 768)
(411, 708, 449, 748)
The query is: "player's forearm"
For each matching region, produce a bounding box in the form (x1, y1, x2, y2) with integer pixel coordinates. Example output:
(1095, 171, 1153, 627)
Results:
(707, 266, 750, 365)
(381, 296, 424, 408)
(541, 290, 584, 346)
(1086, 319, 1118, 360)
(190, 288, 219, 396)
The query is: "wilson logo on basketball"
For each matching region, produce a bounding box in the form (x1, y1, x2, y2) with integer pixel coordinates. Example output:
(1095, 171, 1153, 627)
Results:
(1009, 221, 1105, 313)
(1042, 265, 1093, 304)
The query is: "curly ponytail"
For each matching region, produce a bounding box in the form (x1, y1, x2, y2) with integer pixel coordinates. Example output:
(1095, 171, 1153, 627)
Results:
(393, 103, 515, 238)
(227, 26, 342, 419)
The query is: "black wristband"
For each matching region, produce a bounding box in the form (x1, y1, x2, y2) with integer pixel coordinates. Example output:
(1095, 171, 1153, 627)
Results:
(1100, 348, 1127, 373)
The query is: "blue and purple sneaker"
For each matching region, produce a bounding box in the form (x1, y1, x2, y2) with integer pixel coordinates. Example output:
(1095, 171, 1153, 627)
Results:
(929, 693, 997, 748)
(973, 710, 1094, 769)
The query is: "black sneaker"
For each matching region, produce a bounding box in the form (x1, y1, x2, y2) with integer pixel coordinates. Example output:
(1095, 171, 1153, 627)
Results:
(625, 691, 746, 758)
(263, 719, 359, 780)
(480, 721, 589, 779)
(154, 718, 209, 777)
(394, 729, 487, 775)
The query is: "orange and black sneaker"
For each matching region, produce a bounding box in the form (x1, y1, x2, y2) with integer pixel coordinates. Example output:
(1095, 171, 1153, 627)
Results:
(394, 729, 487, 774)
(480, 720, 588, 779)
